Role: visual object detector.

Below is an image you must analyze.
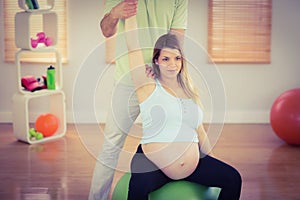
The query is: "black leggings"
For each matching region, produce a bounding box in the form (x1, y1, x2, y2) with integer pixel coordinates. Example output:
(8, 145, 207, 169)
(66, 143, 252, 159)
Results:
(128, 145, 242, 200)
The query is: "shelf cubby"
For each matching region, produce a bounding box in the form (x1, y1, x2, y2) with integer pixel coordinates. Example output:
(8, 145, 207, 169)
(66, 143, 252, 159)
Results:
(12, 90, 66, 144)
(15, 11, 57, 50)
(15, 49, 63, 94)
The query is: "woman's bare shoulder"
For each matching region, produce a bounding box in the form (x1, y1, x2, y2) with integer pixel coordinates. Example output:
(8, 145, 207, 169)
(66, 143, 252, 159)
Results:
(136, 81, 156, 103)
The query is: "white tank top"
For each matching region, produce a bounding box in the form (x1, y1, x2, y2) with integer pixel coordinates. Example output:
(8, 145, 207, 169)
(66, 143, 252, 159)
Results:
(139, 79, 203, 144)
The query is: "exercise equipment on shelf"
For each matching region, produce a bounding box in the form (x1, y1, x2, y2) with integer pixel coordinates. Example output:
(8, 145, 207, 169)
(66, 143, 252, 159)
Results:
(31, 32, 53, 48)
(35, 113, 59, 137)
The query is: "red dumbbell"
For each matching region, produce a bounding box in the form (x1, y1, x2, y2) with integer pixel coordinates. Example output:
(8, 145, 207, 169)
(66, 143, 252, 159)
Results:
(31, 32, 53, 48)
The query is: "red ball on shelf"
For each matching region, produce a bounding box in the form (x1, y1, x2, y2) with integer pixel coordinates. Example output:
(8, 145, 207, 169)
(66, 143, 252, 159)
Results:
(35, 113, 59, 137)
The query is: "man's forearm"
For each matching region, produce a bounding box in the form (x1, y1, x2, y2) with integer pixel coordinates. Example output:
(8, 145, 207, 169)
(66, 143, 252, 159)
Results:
(100, 1, 138, 38)
(100, 12, 119, 38)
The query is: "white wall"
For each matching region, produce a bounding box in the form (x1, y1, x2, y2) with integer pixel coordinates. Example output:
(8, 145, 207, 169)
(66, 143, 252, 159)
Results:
(0, 0, 299, 124)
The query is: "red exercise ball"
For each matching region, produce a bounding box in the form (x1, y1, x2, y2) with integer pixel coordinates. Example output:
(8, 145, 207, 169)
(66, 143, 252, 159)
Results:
(270, 88, 300, 145)
(36, 113, 59, 137)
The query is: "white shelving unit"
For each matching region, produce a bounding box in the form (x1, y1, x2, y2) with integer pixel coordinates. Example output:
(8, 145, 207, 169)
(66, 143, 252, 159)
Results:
(12, 0, 66, 144)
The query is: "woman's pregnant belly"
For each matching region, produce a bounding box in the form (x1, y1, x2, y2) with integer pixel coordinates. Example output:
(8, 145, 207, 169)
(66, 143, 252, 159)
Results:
(142, 142, 200, 180)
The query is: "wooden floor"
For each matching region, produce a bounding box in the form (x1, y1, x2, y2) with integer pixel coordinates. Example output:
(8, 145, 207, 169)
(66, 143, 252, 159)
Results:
(0, 123, 299, 200)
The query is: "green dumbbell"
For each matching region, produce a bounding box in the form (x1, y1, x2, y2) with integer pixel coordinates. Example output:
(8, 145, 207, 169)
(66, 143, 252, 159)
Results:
(29, 128, 44, 140)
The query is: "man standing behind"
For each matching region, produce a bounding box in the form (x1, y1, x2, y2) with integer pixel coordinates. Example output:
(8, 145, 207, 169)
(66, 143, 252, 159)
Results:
(89, 1, 188, 199)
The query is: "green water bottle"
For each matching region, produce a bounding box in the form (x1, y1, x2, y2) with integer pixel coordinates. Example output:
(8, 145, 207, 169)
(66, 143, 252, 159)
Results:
(47, 65, 56, 90)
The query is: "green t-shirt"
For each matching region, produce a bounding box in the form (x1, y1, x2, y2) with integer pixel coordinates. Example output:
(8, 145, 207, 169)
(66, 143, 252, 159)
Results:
(104, 0, 188, 84)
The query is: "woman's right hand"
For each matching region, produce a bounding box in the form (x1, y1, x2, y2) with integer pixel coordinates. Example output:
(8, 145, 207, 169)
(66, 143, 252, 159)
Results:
(110, 0, 138, 20)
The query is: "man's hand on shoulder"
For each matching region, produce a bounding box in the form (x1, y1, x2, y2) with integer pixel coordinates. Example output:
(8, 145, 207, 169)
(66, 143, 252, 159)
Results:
(145, 64, 156, 79)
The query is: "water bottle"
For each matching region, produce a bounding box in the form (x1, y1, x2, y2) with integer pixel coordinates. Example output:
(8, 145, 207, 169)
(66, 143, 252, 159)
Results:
(47, 65, 56, 90)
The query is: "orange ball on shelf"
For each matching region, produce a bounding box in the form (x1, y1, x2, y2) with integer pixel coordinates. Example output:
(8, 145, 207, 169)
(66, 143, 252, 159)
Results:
(35, 113, 59, 137)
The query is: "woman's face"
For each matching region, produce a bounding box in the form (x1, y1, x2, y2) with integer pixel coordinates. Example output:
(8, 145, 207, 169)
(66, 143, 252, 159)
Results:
(156, 48, 182, 80)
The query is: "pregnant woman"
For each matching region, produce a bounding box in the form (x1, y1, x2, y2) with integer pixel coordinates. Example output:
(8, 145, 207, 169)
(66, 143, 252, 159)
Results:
(125, 17, 242, 200)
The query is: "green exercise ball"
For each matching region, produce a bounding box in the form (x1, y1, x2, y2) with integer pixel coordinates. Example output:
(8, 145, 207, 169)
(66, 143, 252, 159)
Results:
(112, 173, 220, 200)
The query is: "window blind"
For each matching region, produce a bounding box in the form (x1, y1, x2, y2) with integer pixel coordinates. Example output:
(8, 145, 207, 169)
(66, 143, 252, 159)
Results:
(208, 0, 272, 63)
(3, 0, 67, 63)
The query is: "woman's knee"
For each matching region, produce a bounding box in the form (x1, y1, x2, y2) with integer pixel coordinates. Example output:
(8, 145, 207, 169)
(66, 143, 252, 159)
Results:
(227, 166, 242, 189)
(129, 171, 168, 196)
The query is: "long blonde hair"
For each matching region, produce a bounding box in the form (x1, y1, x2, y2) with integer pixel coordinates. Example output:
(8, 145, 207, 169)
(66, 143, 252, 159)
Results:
(152, 33, 202, 106)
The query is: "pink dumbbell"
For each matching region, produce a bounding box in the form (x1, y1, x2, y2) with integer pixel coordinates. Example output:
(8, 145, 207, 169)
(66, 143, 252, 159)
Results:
(31, 32, 53, 48)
